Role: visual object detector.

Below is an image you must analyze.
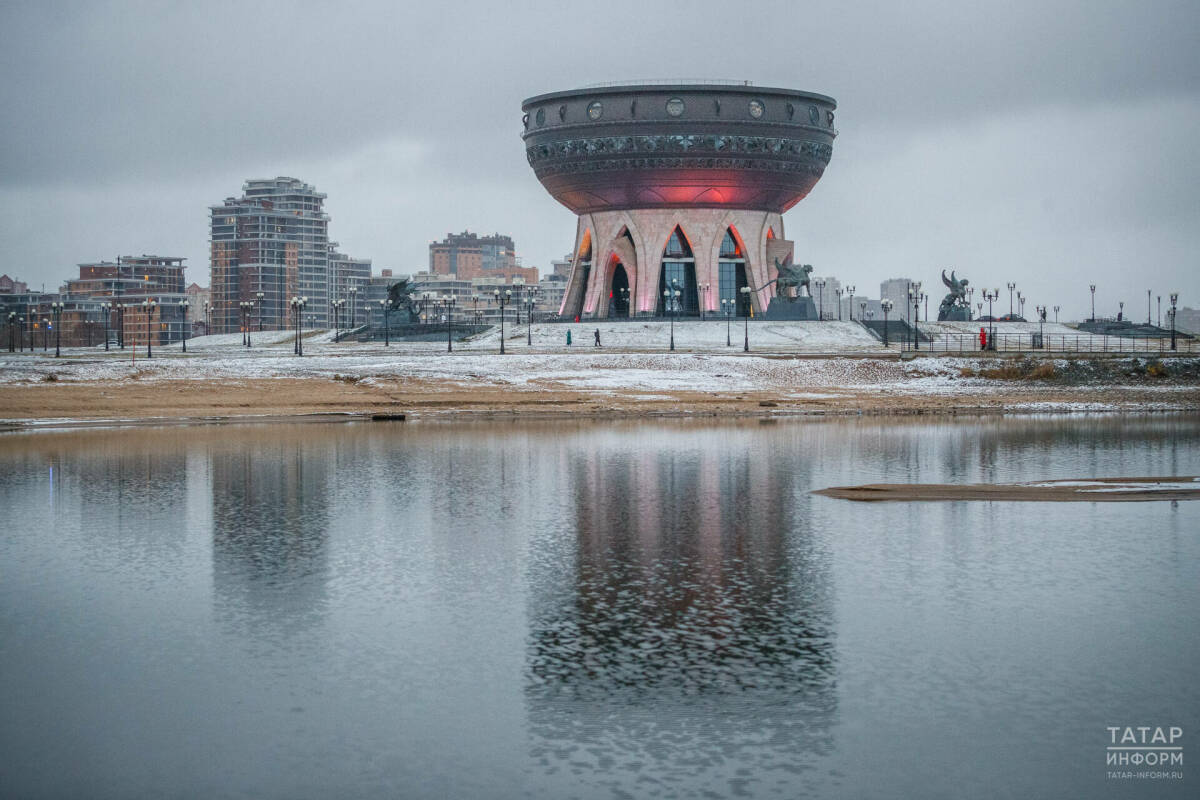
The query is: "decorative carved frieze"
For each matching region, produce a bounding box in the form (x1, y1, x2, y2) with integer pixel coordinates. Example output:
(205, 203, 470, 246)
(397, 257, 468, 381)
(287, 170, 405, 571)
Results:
(525, 134, 833, 168)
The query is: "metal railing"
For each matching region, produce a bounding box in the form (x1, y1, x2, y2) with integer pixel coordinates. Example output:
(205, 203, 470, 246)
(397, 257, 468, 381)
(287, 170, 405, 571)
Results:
(903, 332, 1198, 355)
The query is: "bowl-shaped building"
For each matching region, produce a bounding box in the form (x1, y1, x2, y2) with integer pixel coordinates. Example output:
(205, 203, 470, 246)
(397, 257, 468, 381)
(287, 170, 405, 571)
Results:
(521, 82, 837, 319)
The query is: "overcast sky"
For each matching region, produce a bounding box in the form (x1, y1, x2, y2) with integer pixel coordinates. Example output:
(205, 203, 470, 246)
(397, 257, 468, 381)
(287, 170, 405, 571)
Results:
(2, 0, 1197, 319)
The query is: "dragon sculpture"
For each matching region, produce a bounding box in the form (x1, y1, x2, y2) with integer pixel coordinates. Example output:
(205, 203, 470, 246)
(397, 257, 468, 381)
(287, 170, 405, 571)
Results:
(937, 269, 970, 321)
(386, 279, 421, 322)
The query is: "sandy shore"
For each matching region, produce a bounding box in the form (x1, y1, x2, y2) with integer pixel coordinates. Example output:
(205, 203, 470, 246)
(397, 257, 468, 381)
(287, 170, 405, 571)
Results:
(2, 336, 1197, 428)
(1, 373, 1196, 428)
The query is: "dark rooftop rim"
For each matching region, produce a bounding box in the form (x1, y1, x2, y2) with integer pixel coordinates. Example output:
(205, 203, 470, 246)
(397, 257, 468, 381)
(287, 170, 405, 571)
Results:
(522, 83, 837, 110)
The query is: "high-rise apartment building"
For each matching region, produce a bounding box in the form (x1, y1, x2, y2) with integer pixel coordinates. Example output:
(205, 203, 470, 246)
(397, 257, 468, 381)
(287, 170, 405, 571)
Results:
(881, 278, 918, 324)
(429, 231, 538, 283)
(210, 177, 330, 332)
(0, 274, 29, 294)
(329, 248, 372, 320)
(550, 254, 573, 278)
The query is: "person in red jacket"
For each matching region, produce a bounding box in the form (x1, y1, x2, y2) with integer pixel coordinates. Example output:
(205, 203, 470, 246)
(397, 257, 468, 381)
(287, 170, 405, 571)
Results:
(980, 327, 987, 351)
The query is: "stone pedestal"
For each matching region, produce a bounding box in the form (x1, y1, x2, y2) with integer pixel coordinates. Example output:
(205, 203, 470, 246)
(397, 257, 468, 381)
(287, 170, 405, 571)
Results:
(937, 306, 971, 322)
(763, 296, 818, 321)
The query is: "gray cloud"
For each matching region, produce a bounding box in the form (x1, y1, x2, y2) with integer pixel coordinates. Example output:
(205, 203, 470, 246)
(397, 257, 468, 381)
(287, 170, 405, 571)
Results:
(1, 0, 1198, 318)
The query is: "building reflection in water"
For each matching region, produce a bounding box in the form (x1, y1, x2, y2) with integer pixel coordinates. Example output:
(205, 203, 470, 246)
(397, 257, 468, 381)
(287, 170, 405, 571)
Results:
(211, 436, 331, 639)
(526, 434, 836, 797)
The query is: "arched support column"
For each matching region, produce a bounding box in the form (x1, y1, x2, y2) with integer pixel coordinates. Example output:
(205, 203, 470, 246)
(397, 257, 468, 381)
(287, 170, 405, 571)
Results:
(563, 208, 793, 318)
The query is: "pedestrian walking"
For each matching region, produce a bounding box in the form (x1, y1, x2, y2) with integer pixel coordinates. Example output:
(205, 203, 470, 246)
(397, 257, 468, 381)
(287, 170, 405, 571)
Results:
(594, 329, 601, 347)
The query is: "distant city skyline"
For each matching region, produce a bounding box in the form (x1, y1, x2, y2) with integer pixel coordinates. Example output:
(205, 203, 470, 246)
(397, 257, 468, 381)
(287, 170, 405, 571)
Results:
(2, 1, 1198, 320)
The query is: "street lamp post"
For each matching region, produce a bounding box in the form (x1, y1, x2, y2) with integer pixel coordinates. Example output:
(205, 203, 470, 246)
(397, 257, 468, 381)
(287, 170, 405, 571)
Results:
(349, 287, 358, 329)
(101, 302, 111, 351)
(1053, 305, 1060, 324)
(203, 300, 210, 337)
(1089, 284, 1096, 322)
(967, 286, 975, 320)
(1169, 292, 1179, 351)
(178, 299, 189, 353)
(880, 298, 893, 347)
(525, 288, 537, 346)
(143, 299, 156, 358)
(1007, 282, 1016, 318)
(292, 297, 300, 355)
(907, 289, 916, 347)
(722, 298, 732, 346)
(1157, 296, 1162, 328)
(846, 285, 856, 321)
(380, 299, 392, 346)
(493, 288, 511, 354)
(740, 285, 752, 351)
(291, 296, 308, 356)
(19, 315, 25, 352)
(1119, 300, 1125, 322)
(444, 295, 456, 352)
(813, 279, 825, 320)
(699, 283, 709, 320)
(1035, 305, 1046, 348)
(1147, 289, 1152, 325)
(472, 294, 480, 324)
(256, 292, 264, 331)
(664, 279, 680, 351)
(983, 288, 998, 349)
(859, 301, 866, 324)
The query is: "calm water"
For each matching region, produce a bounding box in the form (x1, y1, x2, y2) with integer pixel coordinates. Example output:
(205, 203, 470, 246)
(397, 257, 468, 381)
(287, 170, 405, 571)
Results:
(1, 415, 1197, 799)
